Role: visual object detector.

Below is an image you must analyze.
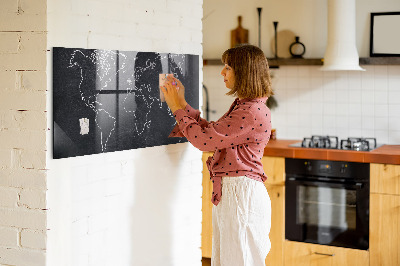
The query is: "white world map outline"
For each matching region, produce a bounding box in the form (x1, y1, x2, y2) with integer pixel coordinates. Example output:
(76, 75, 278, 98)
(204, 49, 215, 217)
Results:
(68, 49, 186, 152)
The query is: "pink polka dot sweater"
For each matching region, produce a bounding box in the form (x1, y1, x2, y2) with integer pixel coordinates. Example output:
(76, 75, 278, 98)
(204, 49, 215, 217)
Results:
(169, 97, 272, 206)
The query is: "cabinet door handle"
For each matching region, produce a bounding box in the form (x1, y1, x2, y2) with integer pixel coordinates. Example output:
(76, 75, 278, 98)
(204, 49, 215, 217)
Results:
(314, 252, 335, 257)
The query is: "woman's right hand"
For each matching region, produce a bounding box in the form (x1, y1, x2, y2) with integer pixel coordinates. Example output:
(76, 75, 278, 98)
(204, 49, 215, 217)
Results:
(167, 76, 187, 108)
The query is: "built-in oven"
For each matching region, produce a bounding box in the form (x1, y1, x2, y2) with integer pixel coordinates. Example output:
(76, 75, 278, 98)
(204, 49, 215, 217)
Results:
(285, 158, 370, 250)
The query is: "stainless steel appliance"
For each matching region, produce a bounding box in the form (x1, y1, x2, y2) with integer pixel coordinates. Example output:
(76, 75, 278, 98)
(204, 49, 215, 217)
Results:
(289, 135, 380, 151)
(285, 158, 370, 250)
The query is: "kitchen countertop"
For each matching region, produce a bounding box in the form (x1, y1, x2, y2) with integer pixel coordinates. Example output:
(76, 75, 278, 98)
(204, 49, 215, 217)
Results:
(263, 139, 400, 165)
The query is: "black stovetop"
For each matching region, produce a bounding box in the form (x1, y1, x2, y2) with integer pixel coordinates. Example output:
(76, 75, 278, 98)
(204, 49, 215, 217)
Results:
(289, 135, 382, 151)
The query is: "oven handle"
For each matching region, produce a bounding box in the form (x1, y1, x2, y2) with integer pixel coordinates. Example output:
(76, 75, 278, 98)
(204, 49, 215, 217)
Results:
(286, 177, 364, 189)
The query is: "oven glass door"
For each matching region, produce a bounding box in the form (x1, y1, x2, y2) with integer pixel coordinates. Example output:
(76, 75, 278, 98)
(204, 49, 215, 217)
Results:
(286, 179, 369, 250)
(298, 185, 356, 230)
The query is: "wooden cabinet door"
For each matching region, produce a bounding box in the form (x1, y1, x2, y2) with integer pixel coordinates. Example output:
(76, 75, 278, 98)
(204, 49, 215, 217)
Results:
(262, 157, 285, 265)
(264, 184, 285, 266)
(284, 241, 369, 266)
(370, 193, 400, 266)
(202, 152, 213, 258)
(262, 156, 285, 186)
(370, 163, 400, 195)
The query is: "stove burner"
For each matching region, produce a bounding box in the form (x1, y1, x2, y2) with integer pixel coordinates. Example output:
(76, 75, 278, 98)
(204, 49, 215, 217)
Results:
(295, 136, 378, 151)
(301, 135, 339, 149)
(340, 137, 377, 151)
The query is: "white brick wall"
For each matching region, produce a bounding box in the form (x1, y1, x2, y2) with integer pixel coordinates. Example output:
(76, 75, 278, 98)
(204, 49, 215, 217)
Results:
(46, 1, 203, 266)
(21, 229, 47, 250)
(0, 169, 47, 189)
(0, 187, 19, 208)
(0, 248, 46, 266)
(3, 0, 203, 264)
(0, 0, 48, 265)
(0, 227, 19, 247)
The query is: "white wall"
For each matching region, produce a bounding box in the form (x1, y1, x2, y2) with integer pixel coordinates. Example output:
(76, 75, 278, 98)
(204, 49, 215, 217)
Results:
(203, 0, 326, 59)
(203, 0, 400, 145)
(203, 0, 400, 58)
(0, 0, 48, 265)
(270, 65, 400, 144)
(204, 64, 400, 145)
(46, 0, 203, 266)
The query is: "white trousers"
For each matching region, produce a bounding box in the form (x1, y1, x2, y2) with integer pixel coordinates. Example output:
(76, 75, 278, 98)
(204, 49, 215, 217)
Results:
(212, 176, 271, 266)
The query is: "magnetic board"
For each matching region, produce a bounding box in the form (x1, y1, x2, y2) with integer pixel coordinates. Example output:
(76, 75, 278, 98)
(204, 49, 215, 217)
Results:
(53, 47, 199, 159)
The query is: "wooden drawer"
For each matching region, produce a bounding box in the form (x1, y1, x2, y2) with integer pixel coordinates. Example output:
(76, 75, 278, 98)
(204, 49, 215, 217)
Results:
(284, 241, 369, 266)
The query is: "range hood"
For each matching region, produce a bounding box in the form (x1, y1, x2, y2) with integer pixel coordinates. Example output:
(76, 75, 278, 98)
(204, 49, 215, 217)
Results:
(320, 0, 365, 71)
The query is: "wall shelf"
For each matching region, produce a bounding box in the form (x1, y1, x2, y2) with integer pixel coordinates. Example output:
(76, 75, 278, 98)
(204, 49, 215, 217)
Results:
(359, 57, 400, 65)
(203, 58, 323, 67)
(268, 58, 323, 67)
(203, 57, 400, 67)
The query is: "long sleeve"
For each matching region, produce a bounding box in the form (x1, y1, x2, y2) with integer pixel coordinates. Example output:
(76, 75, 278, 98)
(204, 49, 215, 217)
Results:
(172, 105, 258, 152)
(169, 104, 210, 138)
(169, 97, 271, 206)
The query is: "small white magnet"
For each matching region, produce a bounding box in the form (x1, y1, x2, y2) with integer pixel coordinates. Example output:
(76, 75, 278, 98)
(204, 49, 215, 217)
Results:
(79, 118, 90, 135)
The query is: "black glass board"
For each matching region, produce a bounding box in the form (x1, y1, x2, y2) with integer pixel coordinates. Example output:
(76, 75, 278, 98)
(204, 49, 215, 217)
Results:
(53, 47, 199, 159)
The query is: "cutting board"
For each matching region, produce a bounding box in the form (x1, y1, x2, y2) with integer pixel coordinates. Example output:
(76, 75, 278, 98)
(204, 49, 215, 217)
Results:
(231, 16, 249, 48)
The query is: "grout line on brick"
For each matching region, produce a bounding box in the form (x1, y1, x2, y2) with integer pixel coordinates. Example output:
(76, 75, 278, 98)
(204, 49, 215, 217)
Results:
(87, 31, 91, 48)
(15, 70, 23, 90)
(11, 149, 22, 169)
(0, 31, 48, 33)
(18, 228, 22, 247)
(16, 0, 24, 15)
(17, 190, 22, 208)
(17, 34, 22, 52)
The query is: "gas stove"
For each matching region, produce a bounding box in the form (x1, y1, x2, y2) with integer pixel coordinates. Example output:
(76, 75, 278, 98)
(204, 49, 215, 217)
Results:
(289, 135, 381, 151)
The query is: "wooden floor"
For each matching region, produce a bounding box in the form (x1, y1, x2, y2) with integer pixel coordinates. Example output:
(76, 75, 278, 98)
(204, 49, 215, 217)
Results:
(202, 257, 211, 266)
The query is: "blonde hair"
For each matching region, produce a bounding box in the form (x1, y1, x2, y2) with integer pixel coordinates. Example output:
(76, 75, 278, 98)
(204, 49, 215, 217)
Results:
(221, 44, 273, 99)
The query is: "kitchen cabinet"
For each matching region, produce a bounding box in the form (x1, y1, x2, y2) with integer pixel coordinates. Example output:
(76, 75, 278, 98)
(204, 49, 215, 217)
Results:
(370, 163, 400, 266)
(261, 156, 285, 186)
(264, 184, 284, 265)
(370, 193, 400, 266)
(284, 241, 369, 266)
(202, 156, 400, 265)
(261, 156, 285, 266)
(201, 152, 213, 258)
(201, 154, 286, 266)
(370, 163, 400, 195)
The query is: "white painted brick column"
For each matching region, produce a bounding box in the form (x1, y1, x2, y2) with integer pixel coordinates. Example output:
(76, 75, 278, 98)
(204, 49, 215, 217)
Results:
(46, 0, 204, 265)
(0, 0, 48, 265)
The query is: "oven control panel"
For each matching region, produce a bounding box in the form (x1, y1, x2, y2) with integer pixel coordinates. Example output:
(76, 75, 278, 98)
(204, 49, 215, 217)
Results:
(286, 158, 369, 180)
(318, 162, 332, 173)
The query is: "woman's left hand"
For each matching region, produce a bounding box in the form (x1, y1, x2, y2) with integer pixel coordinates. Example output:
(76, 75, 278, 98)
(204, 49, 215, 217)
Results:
(160, 78, 184, 113)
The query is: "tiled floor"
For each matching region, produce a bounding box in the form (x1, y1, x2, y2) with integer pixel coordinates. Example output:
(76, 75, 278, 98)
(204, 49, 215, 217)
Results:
(202, 257, 211, 266)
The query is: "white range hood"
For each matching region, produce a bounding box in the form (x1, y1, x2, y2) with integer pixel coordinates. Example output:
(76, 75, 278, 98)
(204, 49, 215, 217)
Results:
(320, 0, 365, 71)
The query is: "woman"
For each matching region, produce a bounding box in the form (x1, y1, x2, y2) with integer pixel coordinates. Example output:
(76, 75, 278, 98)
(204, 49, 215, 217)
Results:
(161, 44, 273, 266)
